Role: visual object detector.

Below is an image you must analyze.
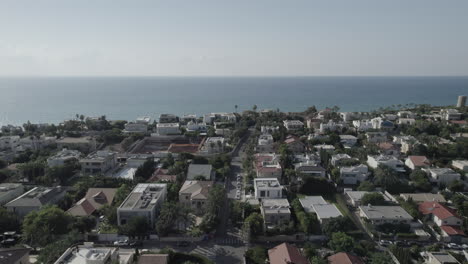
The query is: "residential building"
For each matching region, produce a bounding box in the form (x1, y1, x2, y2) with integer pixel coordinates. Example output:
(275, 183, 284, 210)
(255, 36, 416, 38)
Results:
(201, 137, 225, 154)
(254, 153, 282, 179)
(306, 118, 322, 129)
(136, 116, 151, 124)
(261, 126, 279, 134)
(371, 117, 394, 130)
(203, 112, 236, 124)
(178, 180, 213, 214)
(340, 165, 369, 185)
(359, 205, 413, 225)
(367, 155, 405, 172)
(441, 109, 462, 121)
(340, 135, 358, 147)
(18, 135, 56, 151)
(117, 183, 167, 226)
(56, 136, 97, 153)
(299, 196, 342, 224)
(328, 252, 364, 264)
(0, 183, 24, 206)
(345, 191, 393, 207)
(159, 114, 179, 123)
(400, 193, 446, 204)
(331, 153, 355, 167)
(294, 161, 326, 178)
(405, 156, 430, 170)
(5, 186, 68, 217)
(268, 243, 309, 264)
(284, 135, 305, 153)
(423, 168, 461, 186)
(283, 120, 304, 131)
(340, 112, 359, 122)
(452, 160, 468, 172)
(47, 148, 82, 167)
(67, 188, 117, 217)
(124, 122, 148, 133)
(319, 120, 347, 133)
(313, 144, 335, 151)
(186, 121, 207, 133)
(257, 133, 274, 153)
(419, 202, 465, 242)
(377, 142, 400, 157)
(186, 164, 215, 181)
(366, 132, 387, 143)
(0, 135, 20, 150)
(0, 248, 30, 264)
(398, 118, 416, 125)
(54, 242, 133, 264)
(254, 178, 284, 199)
(260, 199, 291, 228)
(353, 120, 373, 131)
(397, 111, 417, 119)
(148, 168, 177, 182)
(156, 123, 181, 135)
(80, 151, 117, 175)
(423, 252, 460, 264)
(180, 114, 197, 124)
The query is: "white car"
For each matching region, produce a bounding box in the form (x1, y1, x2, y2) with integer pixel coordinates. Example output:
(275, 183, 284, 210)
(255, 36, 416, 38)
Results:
(448, 243, 461, 250)
(114, 239, 129, 246)
(379, 240, 393, 247)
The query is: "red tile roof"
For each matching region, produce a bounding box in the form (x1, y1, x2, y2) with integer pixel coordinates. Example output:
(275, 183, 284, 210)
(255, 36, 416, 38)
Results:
(378, 142, 399, 150)
(328, 252, 365, 264)
(419, 202, 460, 220)
(254, 154, 281, 173)
(408, 156, 430, 167)
(268, 243, 309, 264)
(441, 225, 466, 236)
(148, 168, 177, 182)
(449, 120, 467, 125)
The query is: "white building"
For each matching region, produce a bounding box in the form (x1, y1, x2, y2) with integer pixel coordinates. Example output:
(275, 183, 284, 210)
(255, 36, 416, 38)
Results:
(156, 123, 181, 135)
(283, 120, 304, 131)
(339, 135, 358, 147)
(159, 114, 179, 123)
(345, 191, 392, 207)
(423, 252, 460, 264)
(254, 153, 282, 179)
(0, 183, 24, 206)
(352, 120, 373, 131)
(261, 126, 279, 134)
(405, 156, 430, 170)
(0, 135, 20, 151)
(340, 165, 369, 185)
(56, 136, 97, 153)
(80, 151, 117, 175)
(367, 155, 405, 172)
(299, 196, 342, 224)
(117, 183, 167, 226)
(254, 178, 284, 199)
(203, 112, 236, 124)
(180, 114, 197, 124)
(397, 111, 416, 119)
(186, 121, 207, 132)
(359, 205, 413, 225)
(366, 132, 388, 143)
(124, 122, 148, 133)
(18, 135, 56, 151)
(261, 199, 291, 228)
(441, 109, 462, 121)
(398, 118, 416, 125)
(257, 134, 274, 153)
(54, 242, 134, 264)
(294, 161, 326, 178)
(201, 137, 225, 154)
(393, 135, 419, 154)
(136, 116, 151, 124)
(423, 168, 461, 186)
(452, 160, 468, 172)
(330, 154, 355, 167)
(313, 144, 335, 151)
(319, 120, 347, 133)
(47, 149, 82, 167)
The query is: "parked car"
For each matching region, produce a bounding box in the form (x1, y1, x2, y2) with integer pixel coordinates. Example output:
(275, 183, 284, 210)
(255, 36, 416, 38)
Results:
(447, 243, 461, 250)
(114, 239, 129, 246)
(129, 241, 143, 247)
(379, 240, 393, 247)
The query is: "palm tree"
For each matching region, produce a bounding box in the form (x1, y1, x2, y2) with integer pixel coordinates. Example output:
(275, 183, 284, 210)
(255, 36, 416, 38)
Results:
(235, 105, 238, 113)
(252, 105, 257, 112)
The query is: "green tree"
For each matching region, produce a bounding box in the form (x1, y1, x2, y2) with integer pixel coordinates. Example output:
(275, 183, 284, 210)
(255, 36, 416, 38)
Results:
(134, 158, 156, 181)
(244, 212, 264, 237)
(361, 192, 386, 206)
(357, 181, 375, 191)
(245, 246, 267, 264)
(120, 216, 149, 239)
(328, 232, 355, 253)
(310, 256, 328, 264)
(0, 207, 20, 233)
(321, 216, 354, 236)
(409, 169, 432, 192)
(374, 165, 401, 193)
(37, 231, 80, 264)
(23, 206, 73, 248)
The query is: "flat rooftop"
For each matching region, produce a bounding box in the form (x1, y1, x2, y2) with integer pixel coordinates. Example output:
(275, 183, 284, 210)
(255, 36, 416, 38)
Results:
(254, 178, 281, 188)
(119, 183, 166, 210)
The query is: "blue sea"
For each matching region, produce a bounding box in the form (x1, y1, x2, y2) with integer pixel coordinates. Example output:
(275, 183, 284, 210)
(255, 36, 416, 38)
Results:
(0, 76, 467, 126)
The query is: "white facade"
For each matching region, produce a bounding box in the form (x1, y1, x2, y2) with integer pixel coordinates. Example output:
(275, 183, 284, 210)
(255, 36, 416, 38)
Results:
(54, 242, 133, 264)
(202, 137, 225, 154)
(257, 134, 274, 153)
(423, 168, 461, 186)
(452, 160, 468, 172)
(340, 165, 369, 185)
(186, 121, 207, 132)
(0, 136, 20, 151)
(359, 205, 413, 225)
(441, 109, 462, 121)
(319, 120, 347, 133)
(47, 149, 82, 167)
(254, 178, 283, 199)
(367, 155, 405, 172)
(117, 183, 167, 226)
(80, 151, 117, 175)
(156, 123, 180, 135)
(203, 112, 236, 124)
(339, 135, 358, 147)
(398, 118, 416, 125)
(331, 154, 354, 167)
(261, 199, 291, 228)
(261, 126, 279, 134)
(283, 120, 304, 131)
(353, 120, 373, 131)
(366, 132, 387, 143)
(18, 135, 56, 151)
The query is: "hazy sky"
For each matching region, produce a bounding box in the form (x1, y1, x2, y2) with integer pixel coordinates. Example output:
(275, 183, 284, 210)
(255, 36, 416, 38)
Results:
(1, 0, 468, 76)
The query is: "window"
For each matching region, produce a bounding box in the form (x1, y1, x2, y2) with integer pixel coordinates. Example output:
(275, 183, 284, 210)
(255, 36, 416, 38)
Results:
(260, 191, 265, 197)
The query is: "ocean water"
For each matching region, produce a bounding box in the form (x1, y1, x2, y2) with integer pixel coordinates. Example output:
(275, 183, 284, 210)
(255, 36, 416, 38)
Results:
(0, 76, 466, 126)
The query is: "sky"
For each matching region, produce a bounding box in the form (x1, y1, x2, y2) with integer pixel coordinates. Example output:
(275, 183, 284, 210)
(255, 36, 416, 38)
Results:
(0, 0, 467, 76)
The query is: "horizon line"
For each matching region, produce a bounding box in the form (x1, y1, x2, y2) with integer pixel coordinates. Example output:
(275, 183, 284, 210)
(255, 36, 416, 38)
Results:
(0, 75, 468, 78)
